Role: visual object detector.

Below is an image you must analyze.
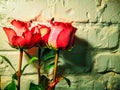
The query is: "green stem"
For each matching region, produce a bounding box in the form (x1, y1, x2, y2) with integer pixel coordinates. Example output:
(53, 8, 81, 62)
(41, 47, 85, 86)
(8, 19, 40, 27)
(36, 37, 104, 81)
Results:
(17, 49, 23, 90)
(52, 50, 60, 89)
(38, 47, 41, 85)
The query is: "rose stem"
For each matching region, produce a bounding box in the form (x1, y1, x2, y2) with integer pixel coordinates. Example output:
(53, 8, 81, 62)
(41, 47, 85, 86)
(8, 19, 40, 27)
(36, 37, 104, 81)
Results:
(53, 50, 60, 88)
(17, 48, 23, 90)
(38, 47, 41, 84)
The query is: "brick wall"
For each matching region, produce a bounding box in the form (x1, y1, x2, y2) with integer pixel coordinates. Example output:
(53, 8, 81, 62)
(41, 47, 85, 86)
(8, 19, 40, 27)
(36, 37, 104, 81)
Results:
(0, 0, 120, 90)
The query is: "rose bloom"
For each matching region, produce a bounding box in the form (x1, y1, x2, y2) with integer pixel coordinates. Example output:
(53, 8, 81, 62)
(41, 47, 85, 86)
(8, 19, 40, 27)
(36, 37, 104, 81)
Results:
(30, 21, 51, 47)
(37, 24, 51, 46)
(3, 19, 41, 49)
(48, 20, 77, 50)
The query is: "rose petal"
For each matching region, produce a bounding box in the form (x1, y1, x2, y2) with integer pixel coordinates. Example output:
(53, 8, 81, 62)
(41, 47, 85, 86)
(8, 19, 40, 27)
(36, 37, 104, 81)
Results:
(11, 19, 29, 36)
(11, 19, 29, 30)
(12, 36, 26, 48)
(48, 21, 76, 49)
(40, 26, 50, 44)
(48, 26, 62, 48)
(11, 31, 32, 48)
(67, 27, 77, 48)
(56, 29, 71, 49)
(30, 33, 41, 47)
(22, 31, 32, 44)
(31, 26, 40, 34)
(3, 27, 16, 44)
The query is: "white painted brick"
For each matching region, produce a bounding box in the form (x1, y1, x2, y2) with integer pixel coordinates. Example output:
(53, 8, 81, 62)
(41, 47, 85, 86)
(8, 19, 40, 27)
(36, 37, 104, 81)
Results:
(1, 75, 38, 90)
(53, 0, 97, 22)
(0, 27, 15, 50)
(1, 76, 12, 90)
(0, 0, 120, 90)
(0, 51, 37, 75)
(0, 0, 119, 25)
(75, 24, 119, 48)
(0, 0, 98, 22)
(94, 52, 120, 73)
(0, 0, 48, 21)
(101, 0, 120, 23)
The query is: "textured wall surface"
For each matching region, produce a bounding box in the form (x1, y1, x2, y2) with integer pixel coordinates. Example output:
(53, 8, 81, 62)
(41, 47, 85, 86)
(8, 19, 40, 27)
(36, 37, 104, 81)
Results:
(0, 0, 120, 90)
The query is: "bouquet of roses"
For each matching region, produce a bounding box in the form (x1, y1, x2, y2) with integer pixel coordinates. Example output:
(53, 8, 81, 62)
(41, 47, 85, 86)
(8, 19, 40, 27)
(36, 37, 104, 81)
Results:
(0, 18, 77, 90)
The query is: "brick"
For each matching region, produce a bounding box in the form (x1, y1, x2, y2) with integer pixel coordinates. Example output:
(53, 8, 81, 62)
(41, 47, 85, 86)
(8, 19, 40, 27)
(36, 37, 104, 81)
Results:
(101, 0, 120, 23)
(1, 75, 38, 90)
(78, 78, 94, 90)
(1, 76, 11, 90)
(118, 24, 120, 51)
(0, 0, 64, 21)
(55, 87, 77, 90)
(56, 75, 94, 90)
(75, 24, 119, 48)
(0, 28, 15, 50)
(94, 52, 120, 73)
(0, 0, 119, 23)
(0, 0, 49, 21)
(56, 75, 80, 88)
(107, 76, 120, 90)
(0, 57, 6, 75)
(56, 75, 106, 90)
(99, 72, 120, 90)
(1, 75, 81, 90)
(0, 51, 37, 75)
(94, 81, 106, 90)
(54, 0, 97, 22)
(79, 81, 93, 90)
(0, 0, 98, 22)
(0, 0, 120, 90)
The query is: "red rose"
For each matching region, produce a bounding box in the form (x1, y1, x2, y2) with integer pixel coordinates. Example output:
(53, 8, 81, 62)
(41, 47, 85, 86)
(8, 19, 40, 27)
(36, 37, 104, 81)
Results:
(30, 21, 51, 47)
(48, 20, 77, 50)
(3, 19, 41, 49)
(38, 24, 51, 46)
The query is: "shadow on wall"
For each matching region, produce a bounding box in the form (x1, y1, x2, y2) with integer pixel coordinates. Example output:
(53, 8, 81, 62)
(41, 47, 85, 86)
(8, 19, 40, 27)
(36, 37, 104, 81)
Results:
(58, 36, 93, 75)
(25, 36, 93, 76)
